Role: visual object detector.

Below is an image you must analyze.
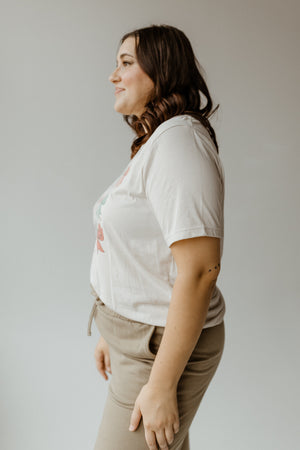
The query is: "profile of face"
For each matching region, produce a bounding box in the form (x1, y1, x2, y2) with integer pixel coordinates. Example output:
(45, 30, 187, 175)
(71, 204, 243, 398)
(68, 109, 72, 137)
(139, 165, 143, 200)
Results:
(108, 36, 155, 118)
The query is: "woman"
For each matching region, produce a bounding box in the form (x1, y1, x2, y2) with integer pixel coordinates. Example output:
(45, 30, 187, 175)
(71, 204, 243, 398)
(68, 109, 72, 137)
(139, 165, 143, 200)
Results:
(87, 24, 226, 450)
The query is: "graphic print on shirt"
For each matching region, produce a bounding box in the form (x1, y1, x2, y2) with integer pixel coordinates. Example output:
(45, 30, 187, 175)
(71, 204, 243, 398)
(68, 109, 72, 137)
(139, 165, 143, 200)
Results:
(95, 166, 131, 254)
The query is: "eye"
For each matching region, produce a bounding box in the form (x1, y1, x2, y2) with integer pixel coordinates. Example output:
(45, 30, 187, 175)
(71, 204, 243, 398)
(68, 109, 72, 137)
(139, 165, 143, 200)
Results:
(116, 61, 131, 68)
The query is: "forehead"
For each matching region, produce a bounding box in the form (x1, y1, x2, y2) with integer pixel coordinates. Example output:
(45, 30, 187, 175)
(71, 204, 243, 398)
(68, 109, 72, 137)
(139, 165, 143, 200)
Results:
(116, 36, 136, 59)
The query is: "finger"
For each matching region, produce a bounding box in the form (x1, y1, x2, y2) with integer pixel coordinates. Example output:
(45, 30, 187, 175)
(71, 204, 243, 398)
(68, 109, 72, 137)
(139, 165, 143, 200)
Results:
(173, 420, 180, 434)
(164, 424, 175, 446)
(155, 429, 169, 449)
(104, 353, 112, 374)
(95, 353, 108, 380)
(144, 428, 158, 450)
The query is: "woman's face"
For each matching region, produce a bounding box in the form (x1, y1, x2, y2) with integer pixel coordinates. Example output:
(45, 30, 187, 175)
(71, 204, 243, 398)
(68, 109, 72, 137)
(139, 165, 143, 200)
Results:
(109, 36, 155, 117)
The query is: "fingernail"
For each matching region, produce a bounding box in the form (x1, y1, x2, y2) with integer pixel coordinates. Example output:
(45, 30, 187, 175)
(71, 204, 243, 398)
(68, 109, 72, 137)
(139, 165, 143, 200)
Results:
(129, 425, 134, 431)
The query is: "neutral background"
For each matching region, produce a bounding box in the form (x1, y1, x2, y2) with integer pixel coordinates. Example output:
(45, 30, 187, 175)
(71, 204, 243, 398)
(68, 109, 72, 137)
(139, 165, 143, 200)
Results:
(1, 0, 299, 449)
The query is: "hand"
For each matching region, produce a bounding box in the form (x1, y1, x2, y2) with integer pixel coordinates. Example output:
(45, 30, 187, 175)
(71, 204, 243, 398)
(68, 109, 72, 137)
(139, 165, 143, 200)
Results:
(129, 382, 180, 450)
(94, 336, 112, 380)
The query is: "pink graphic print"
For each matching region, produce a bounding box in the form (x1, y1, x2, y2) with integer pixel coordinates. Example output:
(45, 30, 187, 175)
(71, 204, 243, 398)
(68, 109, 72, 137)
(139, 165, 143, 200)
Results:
(96, 222, 105, 253)
(96, 165, 131, 254)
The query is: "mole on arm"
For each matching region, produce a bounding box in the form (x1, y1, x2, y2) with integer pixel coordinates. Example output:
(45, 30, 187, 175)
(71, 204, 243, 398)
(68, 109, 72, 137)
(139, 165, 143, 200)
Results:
(208, 263, 220, 273)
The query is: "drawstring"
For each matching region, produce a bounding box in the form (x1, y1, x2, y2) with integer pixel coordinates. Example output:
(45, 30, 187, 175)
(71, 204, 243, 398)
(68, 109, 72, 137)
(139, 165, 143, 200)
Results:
(87, 283, 101, 336)
(87, 301, 98, 336)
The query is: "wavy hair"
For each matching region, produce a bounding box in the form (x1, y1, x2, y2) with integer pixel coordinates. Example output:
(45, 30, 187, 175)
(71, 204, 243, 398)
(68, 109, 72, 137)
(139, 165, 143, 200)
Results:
(118, 24, 220, 158)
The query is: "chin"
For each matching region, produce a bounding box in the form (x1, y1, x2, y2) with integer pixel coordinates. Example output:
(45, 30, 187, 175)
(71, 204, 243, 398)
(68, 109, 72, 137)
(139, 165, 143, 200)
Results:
(115, 107, 139, 117)
(114, 105, 129, 115)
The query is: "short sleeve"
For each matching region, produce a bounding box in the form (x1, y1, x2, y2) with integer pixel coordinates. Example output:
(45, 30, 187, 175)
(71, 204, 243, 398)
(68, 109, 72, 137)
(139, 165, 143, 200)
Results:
(142, 123, 224, 248)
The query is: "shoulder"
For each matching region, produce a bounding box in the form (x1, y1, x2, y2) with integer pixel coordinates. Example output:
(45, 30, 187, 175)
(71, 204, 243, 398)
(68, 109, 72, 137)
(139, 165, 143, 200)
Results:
(146, 114, 213, 152)
(141, 114, 222, 175)
(150, 114, 199, 141)
(146, 114, 216, 159)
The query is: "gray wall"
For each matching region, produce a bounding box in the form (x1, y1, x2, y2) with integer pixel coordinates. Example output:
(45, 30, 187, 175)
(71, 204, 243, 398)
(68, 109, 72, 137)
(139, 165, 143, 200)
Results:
(1, 0, 299, 449)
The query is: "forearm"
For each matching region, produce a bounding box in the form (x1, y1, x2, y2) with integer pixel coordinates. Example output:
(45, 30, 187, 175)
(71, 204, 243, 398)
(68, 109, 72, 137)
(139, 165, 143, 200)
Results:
(148, 273, 216, 390)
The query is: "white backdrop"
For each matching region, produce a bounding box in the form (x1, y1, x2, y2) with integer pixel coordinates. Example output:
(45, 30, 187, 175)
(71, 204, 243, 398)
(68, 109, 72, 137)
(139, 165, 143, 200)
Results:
(1, 0, 299, 449)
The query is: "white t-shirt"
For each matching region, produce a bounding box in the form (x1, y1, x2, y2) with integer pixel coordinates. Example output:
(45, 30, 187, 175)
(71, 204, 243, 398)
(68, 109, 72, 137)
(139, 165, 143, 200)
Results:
(89, 114, 226, 328)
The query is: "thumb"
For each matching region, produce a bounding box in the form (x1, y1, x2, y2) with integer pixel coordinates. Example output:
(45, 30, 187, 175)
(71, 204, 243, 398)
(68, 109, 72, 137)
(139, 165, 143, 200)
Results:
(129, 403, 142, 431)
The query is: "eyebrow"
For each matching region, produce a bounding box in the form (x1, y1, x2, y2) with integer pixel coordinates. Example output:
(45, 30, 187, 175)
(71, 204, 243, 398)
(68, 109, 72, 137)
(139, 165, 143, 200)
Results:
(116, 53, 135, 65)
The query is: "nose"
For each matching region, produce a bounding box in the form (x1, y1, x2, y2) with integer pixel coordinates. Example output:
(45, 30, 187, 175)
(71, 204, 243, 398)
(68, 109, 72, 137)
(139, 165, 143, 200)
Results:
(108, 67, 121, 83)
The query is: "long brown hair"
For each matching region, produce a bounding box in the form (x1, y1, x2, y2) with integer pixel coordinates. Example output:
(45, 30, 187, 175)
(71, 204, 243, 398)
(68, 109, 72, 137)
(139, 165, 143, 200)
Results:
(118, 24, 220, 158)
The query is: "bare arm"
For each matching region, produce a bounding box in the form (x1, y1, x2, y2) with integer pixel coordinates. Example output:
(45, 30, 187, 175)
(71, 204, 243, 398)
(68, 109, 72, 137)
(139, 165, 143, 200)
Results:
(148, 236, 221, 390)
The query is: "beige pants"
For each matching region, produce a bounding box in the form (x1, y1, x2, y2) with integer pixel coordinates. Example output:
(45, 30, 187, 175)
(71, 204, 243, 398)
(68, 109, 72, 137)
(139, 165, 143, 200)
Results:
(88, 297, 225, 450)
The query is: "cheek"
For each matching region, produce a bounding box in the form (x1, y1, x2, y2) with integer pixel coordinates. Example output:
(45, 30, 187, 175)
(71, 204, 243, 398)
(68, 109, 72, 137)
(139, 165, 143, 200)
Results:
(142, 76, 155, 97)
(124, 70, 152, 93)
(122, 69, 141, 87)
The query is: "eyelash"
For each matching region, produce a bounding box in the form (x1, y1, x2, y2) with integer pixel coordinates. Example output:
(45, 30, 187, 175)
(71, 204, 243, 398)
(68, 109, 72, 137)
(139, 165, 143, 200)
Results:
(116, 61, 131, 69)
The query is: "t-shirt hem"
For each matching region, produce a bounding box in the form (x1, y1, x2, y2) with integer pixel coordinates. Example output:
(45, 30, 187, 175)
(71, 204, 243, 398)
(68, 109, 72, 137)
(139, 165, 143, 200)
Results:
(166, 227, 223, 247)
(95, 297, 225, 329)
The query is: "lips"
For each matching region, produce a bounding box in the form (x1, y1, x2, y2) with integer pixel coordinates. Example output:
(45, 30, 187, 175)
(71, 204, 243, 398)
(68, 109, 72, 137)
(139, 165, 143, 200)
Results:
(115, 88, 125, 94)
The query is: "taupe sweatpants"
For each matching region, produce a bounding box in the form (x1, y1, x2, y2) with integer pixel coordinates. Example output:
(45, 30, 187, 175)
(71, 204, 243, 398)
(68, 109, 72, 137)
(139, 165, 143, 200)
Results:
(87, 297, 225, 450)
